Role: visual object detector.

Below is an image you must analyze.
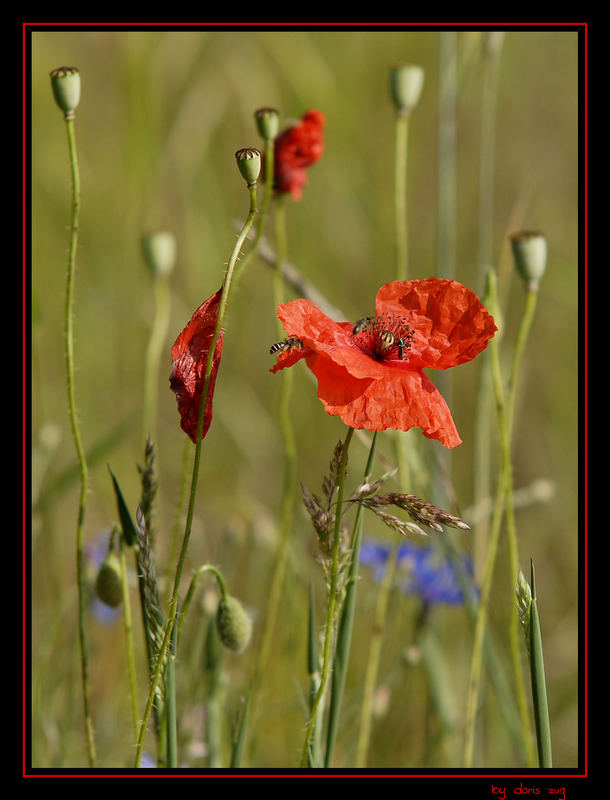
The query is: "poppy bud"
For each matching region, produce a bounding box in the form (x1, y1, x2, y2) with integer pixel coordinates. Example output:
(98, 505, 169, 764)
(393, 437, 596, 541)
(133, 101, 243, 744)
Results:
(95, 552, 123, 608)
(216, 595, 252, 653)
(254, 107, 280, 140)
(141, 231, 176, 279)
(510, 231, 547, 291)
(389, 63, 424, 114)
(50, 66, 81, 118)
(235, 147, 262, 187)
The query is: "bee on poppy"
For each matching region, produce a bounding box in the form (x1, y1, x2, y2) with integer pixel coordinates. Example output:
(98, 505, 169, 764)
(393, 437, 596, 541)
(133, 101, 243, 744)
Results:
(270, 278, 497, 448)
(352, 315, 414, 361)
(352, 317, 372, 335)
(269, 336, 304, 355)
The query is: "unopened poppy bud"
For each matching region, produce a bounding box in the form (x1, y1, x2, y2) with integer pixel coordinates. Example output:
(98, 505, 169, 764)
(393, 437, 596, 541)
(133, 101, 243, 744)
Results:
(254, 107, 280, 140)
(50, 66, 81, 118)
(390, 63, 424, 114)
(216, 595, 252, 653)
(141, 231, 176, 279)
(510, 230, 547, 291)
(235, 147, 261, 187)
(95, 552, 123, 608)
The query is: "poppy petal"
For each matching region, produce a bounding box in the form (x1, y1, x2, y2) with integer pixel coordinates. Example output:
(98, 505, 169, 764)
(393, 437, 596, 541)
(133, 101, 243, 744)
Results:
(376, 279, 497, 370)
(170, 288, 223, 442)
(316, 364, 462, 448)
(276, 299, 386, 380)
(274, 110, 325, 200)
(271, 278, 495, 448)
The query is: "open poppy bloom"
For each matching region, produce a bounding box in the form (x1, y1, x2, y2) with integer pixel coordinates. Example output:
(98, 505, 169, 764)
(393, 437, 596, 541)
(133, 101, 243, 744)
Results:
(274, 109, 325, 200)
(270, 278, 497, 448)
(170, 288, 223, 442)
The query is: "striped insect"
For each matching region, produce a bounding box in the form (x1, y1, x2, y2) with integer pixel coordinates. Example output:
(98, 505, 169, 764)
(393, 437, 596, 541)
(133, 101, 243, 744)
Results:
(269, 336, 304, 355)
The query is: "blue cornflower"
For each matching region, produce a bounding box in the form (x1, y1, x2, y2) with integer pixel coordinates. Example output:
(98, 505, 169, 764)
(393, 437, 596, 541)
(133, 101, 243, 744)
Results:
(360, 540, 478, 608)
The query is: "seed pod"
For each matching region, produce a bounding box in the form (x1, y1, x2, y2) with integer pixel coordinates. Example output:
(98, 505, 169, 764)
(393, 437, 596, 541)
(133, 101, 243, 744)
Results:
(95, 552, 123, 608)
(216, 595, 252, 653)
(254, 107, 280, 140)
(50, 66, 81, 118)
(235, 147, 262, 187)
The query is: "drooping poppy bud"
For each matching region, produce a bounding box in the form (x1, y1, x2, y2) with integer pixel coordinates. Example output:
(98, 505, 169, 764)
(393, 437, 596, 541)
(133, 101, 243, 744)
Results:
(216, 595, 252, 653)
(95, 551, 123, 608)
(170, 289, 223, 442)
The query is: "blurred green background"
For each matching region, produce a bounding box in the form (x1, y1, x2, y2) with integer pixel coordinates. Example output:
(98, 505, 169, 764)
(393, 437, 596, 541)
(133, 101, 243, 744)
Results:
(31, 28, 580, 769)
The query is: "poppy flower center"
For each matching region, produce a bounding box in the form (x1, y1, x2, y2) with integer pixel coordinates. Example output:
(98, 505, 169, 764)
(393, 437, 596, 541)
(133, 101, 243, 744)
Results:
(352, 313, 414, 361)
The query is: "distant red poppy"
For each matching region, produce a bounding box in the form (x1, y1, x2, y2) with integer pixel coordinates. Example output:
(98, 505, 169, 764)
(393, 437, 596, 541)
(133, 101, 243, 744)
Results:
(170, 289, 223, 442)
(270, 279, 497, 448)
(274, 110, 325, 200)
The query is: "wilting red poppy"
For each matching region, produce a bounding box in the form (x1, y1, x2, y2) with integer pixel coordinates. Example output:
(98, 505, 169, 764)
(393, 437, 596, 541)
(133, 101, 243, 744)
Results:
(274, 110, 325, 200)
(170, 288, 223, 442)
(270, 278, 497, 448)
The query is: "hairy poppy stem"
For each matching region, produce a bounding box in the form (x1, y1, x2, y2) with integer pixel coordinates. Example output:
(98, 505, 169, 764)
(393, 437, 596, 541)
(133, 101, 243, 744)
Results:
(233, 133, 275, 290)
(250, 194, 297, 734)
(61, 111, 96, 767)
(300, 426, 355, 767)
(164, 182, 258, 766)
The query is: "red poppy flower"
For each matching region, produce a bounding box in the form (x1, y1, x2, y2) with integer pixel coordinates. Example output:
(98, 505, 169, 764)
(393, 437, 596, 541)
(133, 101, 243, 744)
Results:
(274, 110, 325, 200)
(170, 288, 223, 442)
(270, 278, 497, 448)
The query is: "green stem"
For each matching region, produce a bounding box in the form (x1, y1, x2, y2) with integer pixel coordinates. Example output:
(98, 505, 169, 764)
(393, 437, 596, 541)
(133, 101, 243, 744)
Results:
(394, 112, 409, 281)
(463, 441, 507, 767)
(507, 288, 538, 438)
(233, 137, 275, 290)
(504, 288, 539, 766)
(62, 115, 96, 767)
(300, 426, 355, 767)
(163, 438, 191, 609)
(170, 184, 258, 608)
(178, 564, 227, 642)
(119, 534, 139, 742)
(163, 183, 258, 764)
(477, 34, 503, 291)
(165, 624, 178, 767)
(251, 195, 296, 713)
(356, 540, 399, 767)
(473, 33, 504, 577)
(324, 431, 378, 766)
(463, 269, 534, 767)
(134, 597, 177, 767)
(142, 275, 171, 441)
